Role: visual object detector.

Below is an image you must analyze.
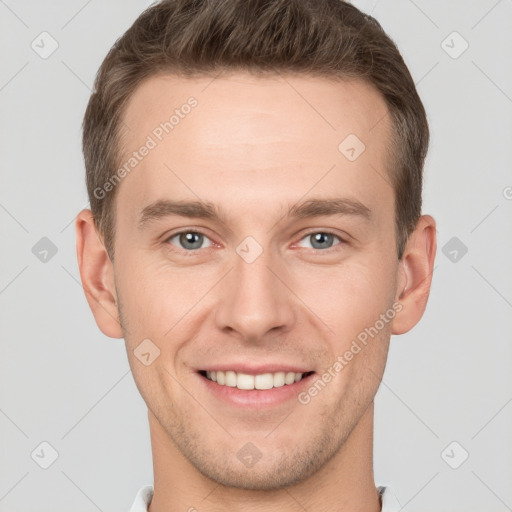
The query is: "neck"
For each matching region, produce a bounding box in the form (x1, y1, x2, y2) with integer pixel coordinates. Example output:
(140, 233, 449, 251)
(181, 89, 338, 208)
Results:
(148, 403, 381, 512)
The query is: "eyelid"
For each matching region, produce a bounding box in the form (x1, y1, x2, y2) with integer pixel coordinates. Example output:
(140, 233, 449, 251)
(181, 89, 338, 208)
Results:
(163, 227, 218, 251)
(294, 229, 348, 250)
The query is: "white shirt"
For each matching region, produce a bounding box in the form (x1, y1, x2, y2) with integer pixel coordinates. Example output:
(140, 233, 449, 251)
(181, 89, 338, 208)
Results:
(129, 484, 401, 511)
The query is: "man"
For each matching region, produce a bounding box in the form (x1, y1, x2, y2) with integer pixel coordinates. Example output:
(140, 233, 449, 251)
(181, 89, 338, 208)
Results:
(75, 0, 436, 510)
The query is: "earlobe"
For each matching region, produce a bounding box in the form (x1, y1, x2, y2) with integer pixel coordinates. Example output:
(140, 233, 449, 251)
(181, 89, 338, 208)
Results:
(392, 215, 437, 335)
(75, 209, 124, 339)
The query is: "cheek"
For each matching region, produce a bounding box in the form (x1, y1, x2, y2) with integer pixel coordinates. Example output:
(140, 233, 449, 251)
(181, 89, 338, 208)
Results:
(116, 253, 219, 352)
(305, 263, 395, 409)
(114, 256, 174, 340)
(291, 256, 397, 342)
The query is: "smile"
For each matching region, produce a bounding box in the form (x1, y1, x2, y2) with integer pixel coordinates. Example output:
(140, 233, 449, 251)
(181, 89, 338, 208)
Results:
(201, 370, 314, 390)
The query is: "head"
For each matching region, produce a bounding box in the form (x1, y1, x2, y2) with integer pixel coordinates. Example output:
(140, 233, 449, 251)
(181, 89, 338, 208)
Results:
(77, 0, 436, 491)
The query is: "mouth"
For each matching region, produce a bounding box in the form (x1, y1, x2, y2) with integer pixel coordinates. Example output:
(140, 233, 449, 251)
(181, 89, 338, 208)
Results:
(198, 369, 315, 390)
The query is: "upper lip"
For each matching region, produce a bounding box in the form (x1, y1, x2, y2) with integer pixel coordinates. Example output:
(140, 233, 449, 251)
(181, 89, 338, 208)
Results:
(197, 363, 314, 375)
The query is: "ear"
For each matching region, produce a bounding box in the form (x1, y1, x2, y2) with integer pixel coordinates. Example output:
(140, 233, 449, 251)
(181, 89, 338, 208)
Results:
(392, 215, 437, 335)
(75, 209, 123, 338)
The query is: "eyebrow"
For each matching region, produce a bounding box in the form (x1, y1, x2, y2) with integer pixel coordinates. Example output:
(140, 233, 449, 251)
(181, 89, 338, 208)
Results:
(137, 197, 371, 230)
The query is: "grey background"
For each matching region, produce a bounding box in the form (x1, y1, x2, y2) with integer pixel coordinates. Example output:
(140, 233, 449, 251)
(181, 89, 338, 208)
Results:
(1, 0, 511, 510)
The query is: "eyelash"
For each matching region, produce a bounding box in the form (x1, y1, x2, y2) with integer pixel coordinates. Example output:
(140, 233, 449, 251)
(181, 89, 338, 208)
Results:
(164, 229, 347, 254)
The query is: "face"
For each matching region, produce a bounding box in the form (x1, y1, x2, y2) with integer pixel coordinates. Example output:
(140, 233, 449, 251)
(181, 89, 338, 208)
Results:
(111, 72, 401, 489)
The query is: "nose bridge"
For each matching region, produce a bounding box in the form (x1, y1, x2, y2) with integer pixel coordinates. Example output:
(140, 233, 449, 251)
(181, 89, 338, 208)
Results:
(215, 238, 294, 340)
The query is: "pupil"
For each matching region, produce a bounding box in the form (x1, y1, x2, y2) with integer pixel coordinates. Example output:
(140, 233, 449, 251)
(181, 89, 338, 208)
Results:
(181, 232, 202, 249)
(311, 233, 332, 249)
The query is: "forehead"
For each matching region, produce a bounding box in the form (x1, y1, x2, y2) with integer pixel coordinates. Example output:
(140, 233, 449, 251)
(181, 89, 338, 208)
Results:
(116, 72, 392, 223)
(121, 72, 389, 147)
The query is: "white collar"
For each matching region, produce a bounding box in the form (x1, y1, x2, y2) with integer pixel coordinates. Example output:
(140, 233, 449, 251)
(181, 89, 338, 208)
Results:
(130, 484, 401, 511)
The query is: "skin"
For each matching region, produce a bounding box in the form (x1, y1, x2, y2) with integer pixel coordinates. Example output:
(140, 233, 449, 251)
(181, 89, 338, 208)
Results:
(76, 72, 436, 512)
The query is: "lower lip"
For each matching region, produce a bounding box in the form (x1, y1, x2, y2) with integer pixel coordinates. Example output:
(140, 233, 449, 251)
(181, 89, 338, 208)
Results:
(197, 372, 316, 408)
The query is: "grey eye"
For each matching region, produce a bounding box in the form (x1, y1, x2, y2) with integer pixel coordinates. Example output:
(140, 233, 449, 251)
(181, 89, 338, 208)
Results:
(298, 232, 341, 250)
(168, 231, 212, 250)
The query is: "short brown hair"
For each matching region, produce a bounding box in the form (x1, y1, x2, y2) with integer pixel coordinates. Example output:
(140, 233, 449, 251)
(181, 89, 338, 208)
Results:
(82, 0, 429, 260)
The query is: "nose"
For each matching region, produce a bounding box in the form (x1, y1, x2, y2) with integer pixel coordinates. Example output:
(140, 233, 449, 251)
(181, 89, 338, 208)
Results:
(214, 245, 296, 342)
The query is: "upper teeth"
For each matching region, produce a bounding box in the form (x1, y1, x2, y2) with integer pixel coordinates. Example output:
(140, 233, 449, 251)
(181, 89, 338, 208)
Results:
(206, 370, 304, 390)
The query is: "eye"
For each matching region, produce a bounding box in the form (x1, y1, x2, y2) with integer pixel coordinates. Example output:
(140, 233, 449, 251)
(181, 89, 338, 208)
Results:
(166, 231, 212, 251)
(296, 231, 344, 251)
